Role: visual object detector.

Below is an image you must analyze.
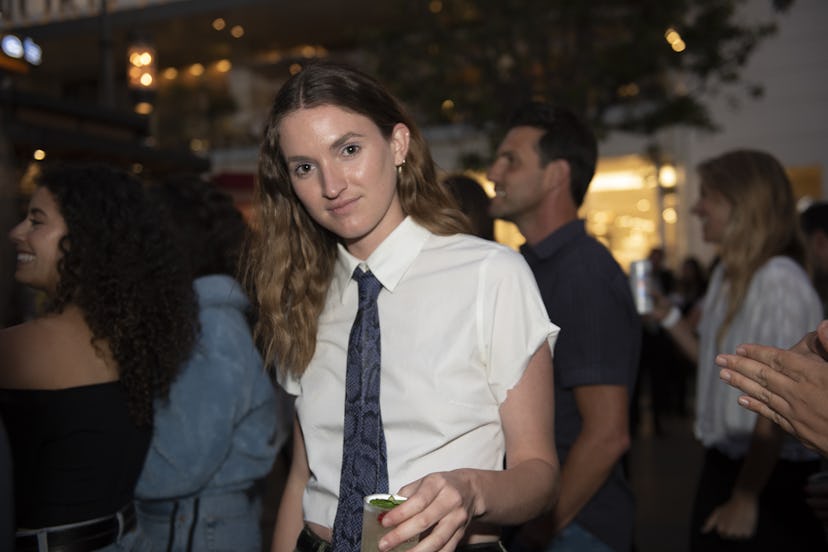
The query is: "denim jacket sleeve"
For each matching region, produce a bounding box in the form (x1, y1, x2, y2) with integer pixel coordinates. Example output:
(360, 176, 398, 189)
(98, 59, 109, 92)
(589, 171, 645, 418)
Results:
(135, 276, 281, 499)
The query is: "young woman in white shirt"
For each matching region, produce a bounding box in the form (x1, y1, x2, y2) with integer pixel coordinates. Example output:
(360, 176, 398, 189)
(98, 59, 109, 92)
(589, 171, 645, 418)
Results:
(245, 61, 560, 552)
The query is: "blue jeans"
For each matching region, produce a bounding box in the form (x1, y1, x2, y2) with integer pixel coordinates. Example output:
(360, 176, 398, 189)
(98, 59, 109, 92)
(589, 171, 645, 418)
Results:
(136, 491, 262, 552)
(511, 523, 614, 552)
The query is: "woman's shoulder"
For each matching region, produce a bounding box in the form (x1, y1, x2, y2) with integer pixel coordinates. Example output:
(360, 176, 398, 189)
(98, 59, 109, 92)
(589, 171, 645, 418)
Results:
(757, 255, 810, 282)
(430, 232, 521, 261)
(0, 318, 58, 388)
(0, 320, 32, 362)
(1, 315, 61, 359)
(0, 309, 117, 390)
(750, 256, 820, 315)
(427, 235, 533, 284)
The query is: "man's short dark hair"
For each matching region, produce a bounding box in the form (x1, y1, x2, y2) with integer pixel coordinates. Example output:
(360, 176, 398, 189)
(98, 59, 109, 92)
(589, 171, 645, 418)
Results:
(801, 201, 828, 237)
(507, 102, 598, 207)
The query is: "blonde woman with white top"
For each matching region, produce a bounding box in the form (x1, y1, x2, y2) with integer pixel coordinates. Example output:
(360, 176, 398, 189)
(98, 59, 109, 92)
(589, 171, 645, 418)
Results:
(654, 149, 825, 551)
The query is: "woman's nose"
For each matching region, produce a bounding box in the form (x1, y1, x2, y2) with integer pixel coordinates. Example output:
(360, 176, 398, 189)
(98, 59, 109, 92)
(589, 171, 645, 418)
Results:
(8, 220, 26, 244)
(321, 167, 346, 199)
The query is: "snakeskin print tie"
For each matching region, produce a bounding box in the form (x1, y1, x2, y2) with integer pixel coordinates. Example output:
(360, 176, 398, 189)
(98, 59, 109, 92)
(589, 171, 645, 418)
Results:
(331, 267, 388, 551)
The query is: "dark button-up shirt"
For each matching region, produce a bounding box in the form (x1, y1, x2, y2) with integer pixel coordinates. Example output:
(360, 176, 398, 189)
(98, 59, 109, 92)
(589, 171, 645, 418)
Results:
(521, 219, 641, 552)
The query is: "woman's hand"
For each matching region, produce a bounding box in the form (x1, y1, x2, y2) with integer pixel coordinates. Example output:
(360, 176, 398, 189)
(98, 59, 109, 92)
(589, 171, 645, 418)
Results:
(376, 470, 479, 552)
(716, 321, 828, 456)
(375, 345, 559, 551)
(701, 491, 759, 540)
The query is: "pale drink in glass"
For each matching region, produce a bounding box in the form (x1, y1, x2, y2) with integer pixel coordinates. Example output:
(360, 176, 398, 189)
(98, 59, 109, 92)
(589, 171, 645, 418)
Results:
(360, 494, 418, 552)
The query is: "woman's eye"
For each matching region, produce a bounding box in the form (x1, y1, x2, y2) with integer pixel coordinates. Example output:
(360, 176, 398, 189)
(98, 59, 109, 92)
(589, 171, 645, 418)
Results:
(29, 218, 42, 226)
(293, 163, 313, 177)
(342, 144, 360, 156)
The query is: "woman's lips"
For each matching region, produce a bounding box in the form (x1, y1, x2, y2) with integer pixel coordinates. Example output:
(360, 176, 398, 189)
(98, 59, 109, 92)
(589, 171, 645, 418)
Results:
(328, 196, 359, 214)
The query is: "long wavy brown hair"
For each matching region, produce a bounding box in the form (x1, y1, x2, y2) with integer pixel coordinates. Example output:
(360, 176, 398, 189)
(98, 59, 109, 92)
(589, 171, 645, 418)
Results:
(246, 61, 469, 377)
(698, 149, 807, 345)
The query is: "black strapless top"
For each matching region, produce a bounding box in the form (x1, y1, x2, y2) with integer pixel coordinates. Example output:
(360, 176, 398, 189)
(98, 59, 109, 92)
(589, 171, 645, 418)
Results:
(0, 381, 151, 528)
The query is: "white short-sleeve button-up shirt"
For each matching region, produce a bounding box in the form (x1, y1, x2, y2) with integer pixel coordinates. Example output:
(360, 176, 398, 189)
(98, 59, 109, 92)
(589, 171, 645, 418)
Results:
(278, 217, 558, 529)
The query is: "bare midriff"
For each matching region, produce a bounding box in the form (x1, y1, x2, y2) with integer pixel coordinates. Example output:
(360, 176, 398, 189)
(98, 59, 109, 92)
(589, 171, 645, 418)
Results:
(305, 520, 500, 546)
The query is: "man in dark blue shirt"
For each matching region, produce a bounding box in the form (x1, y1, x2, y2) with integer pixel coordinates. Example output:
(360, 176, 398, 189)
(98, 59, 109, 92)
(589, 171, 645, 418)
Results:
(487, 103, 641, 552)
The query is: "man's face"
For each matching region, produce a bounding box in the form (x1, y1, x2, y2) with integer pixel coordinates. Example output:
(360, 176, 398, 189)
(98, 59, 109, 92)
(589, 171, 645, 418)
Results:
(486, 126, 549, 223)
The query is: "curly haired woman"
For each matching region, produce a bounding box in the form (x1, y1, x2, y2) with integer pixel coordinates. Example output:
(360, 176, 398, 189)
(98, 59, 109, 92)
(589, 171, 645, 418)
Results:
(0, 163, 199, 551)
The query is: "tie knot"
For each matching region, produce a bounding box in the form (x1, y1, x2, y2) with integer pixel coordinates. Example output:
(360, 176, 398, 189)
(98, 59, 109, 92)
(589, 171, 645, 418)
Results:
(353, 267, 383, 304)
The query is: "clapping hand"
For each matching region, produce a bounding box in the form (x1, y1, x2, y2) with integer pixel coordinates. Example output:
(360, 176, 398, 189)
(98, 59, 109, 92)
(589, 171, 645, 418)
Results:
(716, 320, 828, 456)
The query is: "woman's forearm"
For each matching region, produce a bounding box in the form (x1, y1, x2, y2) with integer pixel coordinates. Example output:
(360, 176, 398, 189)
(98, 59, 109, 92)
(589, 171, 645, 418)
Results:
(664, 315, 700, 364)
(732, 416, 784, 498)
(273, 416, 308, 551)
(461, 458, 560, 525)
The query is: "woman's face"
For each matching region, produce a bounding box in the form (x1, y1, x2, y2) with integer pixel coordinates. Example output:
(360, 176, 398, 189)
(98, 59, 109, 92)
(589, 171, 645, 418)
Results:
(9, 186, 67, 295)
(692, 183, 732, 244)
(279, 104, 409, 260)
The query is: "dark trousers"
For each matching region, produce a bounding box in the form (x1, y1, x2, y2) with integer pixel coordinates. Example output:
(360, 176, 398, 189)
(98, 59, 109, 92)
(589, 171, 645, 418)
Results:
(690, 448, 827, 552)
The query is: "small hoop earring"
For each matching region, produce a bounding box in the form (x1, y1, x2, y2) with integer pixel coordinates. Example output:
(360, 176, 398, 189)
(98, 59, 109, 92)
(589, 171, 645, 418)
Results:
(396, 160, 405, 178)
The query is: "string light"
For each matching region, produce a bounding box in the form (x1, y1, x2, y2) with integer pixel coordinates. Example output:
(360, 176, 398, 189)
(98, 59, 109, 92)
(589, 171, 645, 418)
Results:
(127, 42, 157, 90)
(664, 27, 686, 53)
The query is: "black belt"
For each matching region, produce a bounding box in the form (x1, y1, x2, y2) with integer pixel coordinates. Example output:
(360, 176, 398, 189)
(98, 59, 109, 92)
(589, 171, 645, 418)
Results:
(296, 526, 330, 552)
(15, 502, 136, 552)
(295, 525, 507, 552)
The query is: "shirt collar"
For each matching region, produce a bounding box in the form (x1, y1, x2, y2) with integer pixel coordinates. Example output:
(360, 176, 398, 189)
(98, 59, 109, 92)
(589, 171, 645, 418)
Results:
(520, 219, 586, 265)
(334, 216, 430, 302)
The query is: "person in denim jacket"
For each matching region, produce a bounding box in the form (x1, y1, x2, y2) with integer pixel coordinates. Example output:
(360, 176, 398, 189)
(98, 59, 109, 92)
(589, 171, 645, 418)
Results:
(135, 176, 289, 552)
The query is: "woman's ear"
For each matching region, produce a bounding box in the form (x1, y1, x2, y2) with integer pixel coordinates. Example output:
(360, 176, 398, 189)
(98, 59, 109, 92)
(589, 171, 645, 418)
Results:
(390, 123, 411, 166)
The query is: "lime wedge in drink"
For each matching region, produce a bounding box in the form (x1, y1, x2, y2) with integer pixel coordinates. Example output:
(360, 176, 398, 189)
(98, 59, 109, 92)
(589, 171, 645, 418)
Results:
(368, 496, 406, 510)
